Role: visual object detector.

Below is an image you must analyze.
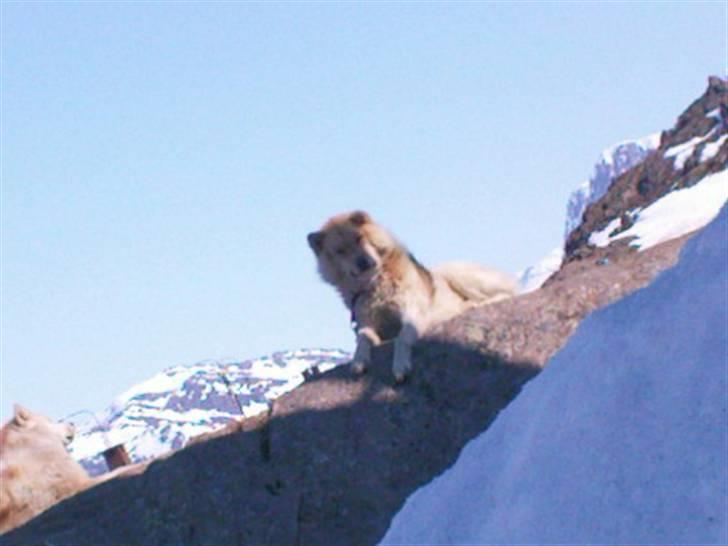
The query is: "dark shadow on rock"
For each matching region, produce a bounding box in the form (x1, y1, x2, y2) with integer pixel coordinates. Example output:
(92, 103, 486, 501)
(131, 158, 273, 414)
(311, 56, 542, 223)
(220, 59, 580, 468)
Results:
(3, 230, 690, 546)
(3, 339, 538, 546)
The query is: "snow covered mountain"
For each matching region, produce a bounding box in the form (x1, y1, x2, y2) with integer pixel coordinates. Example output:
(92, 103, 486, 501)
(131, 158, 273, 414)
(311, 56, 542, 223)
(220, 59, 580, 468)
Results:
(516, 246, 563, 294)
(518, 135, 659, 293)
(565, 76, 727, 262)
(381, 203, 727, 545)
(69, 348, 350, 475)
(564, 133, 661, 239)
(520, 76, 727, 293)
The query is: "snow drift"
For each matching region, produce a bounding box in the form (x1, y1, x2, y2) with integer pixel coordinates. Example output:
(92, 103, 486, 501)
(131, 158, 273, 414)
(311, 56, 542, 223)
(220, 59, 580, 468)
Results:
(382, 205, 727, 545)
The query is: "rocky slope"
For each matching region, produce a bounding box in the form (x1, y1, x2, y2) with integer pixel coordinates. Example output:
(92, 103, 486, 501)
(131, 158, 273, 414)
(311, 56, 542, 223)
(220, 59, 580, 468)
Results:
(4, 78, 726, 545)
(564, 133, 660, 239)
(564, 76, 727, 264)
(521, 77, 726, 293)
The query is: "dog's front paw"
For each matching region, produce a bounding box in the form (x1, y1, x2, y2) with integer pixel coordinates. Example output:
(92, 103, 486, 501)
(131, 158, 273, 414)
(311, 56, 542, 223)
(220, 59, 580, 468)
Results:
(392, 358, 412, 384)
(393, 370, 409, 384)
(350, 360, 368, 375)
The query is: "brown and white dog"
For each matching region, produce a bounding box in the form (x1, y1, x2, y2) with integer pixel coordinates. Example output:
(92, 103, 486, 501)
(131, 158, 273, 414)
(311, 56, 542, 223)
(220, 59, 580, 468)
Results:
(0, 404, 143, 534)
(308, 210, 516, 382)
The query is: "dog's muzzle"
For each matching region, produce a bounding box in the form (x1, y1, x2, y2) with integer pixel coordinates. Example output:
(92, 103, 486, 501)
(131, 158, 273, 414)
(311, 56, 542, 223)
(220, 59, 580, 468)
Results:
(356, 255, 373, 273)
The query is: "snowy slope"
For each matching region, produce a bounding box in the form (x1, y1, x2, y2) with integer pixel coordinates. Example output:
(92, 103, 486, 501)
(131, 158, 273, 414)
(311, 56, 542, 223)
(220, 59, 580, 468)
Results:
(381, 206, 727, 545)
(516, 246, 562, 294)
(589, 167, 727, 250)
(69, 348, 350, 475)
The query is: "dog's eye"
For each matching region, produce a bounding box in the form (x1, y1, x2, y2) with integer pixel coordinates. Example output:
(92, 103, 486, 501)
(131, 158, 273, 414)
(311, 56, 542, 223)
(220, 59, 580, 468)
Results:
(336, 248, 347, 256)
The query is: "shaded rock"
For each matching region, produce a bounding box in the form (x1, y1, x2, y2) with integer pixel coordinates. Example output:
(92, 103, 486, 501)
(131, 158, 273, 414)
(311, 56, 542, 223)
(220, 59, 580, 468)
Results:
(3, 229, 690, 546)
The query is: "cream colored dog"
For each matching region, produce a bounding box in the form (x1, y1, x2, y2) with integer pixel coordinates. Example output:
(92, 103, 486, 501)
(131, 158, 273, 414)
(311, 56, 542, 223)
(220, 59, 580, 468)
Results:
(308, 210, 516, 382)
(0, 404, 90, 533)
(0, 404, 142, 534)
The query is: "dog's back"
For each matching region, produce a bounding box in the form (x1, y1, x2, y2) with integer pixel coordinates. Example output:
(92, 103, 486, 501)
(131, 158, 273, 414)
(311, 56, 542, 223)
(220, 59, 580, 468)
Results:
(433, 261, 517, 304)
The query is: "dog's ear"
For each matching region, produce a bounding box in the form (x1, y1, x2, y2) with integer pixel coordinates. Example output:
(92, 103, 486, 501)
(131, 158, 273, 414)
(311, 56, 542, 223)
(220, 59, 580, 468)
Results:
(349, 210, 371, 226)
(12, 404, 31, 427)
(307, 231, 326, 254)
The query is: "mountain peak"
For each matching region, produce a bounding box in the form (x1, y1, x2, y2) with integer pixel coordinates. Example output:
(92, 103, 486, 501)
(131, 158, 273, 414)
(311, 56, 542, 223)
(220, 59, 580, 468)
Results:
(563, 77, 727, 265)
(69, 348, 350, 475)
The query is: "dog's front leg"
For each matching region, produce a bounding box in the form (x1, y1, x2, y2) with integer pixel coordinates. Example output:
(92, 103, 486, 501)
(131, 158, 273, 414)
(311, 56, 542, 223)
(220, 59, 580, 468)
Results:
(351, 326, 379, 374)
(392, 321, 419, 383)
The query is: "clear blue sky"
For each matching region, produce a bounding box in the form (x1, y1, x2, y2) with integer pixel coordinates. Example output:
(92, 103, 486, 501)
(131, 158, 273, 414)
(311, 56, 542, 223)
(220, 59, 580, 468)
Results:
(1, 1, 725, 422)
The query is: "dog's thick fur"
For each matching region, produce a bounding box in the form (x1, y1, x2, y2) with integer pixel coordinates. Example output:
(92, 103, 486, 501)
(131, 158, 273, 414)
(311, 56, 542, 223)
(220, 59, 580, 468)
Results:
(0, 405, 142, 534)
(0, 404, 90, 533)
(308, 210, 517, 382)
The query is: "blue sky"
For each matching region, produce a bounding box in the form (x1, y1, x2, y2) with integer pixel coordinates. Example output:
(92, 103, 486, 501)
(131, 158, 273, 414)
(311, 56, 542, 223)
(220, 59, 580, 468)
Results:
(1, 1, 725, 421)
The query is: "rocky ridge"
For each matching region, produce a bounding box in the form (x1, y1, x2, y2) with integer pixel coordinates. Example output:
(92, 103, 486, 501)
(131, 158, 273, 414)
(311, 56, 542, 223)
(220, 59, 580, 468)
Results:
(563, 76, 727, 265)
(564, 133, 660, 239)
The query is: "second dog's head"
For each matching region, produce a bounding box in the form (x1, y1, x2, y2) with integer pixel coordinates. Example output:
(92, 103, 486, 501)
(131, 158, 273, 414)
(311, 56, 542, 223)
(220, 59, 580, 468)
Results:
(308, 210, 398, 291)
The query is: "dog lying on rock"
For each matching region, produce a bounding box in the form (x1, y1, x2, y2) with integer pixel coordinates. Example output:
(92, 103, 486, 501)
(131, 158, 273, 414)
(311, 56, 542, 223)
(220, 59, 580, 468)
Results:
(308, 210, 516, 382)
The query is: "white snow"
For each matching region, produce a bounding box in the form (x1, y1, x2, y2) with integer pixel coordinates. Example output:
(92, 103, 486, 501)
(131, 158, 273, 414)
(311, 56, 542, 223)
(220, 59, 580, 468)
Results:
(588, 216, 622, 247)
(701, 134, 727, 163)
(68, 348, 350, 469)
(706, 107, 721, 120)
(664, 130, 715, 170)
(591, 168, 728, 251)
(381, 203, 728, 546)
(636, 131, 661, 149)
(70, 422, 143, 459)
(114, 369, 188, 404)
(128, 430, 177, 460)
(599, 132, 660, 166)
(517, 246, 563, 293)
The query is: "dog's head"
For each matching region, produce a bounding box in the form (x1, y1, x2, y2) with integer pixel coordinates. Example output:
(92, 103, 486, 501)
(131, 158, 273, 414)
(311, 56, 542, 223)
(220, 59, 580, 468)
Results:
(1, 404, 76, 452)
(308, 210, 396, 290)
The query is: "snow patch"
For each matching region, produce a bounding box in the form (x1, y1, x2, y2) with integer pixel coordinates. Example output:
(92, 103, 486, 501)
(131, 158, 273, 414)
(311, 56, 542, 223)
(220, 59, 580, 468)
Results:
(589, 168, 728, 251)
(664, 130, 715, 170)
(588, 217, 622, 247)
(517, 247, 563, 293)
(700, 134, 727, 163)
(381, 204, 728, 545)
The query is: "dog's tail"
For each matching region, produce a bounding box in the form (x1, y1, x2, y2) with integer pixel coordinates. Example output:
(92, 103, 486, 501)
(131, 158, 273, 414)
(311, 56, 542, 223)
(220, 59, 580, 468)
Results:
(433, 262, 517, 304)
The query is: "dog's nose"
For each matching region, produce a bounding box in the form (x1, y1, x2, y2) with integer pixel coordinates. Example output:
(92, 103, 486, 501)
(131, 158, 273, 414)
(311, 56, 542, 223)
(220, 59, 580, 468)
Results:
(356, 256, 372, 272)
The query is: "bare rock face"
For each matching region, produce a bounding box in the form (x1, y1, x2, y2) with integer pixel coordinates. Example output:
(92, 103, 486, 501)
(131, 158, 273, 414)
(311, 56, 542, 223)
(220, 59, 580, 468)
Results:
(3, 229, 689, 546)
